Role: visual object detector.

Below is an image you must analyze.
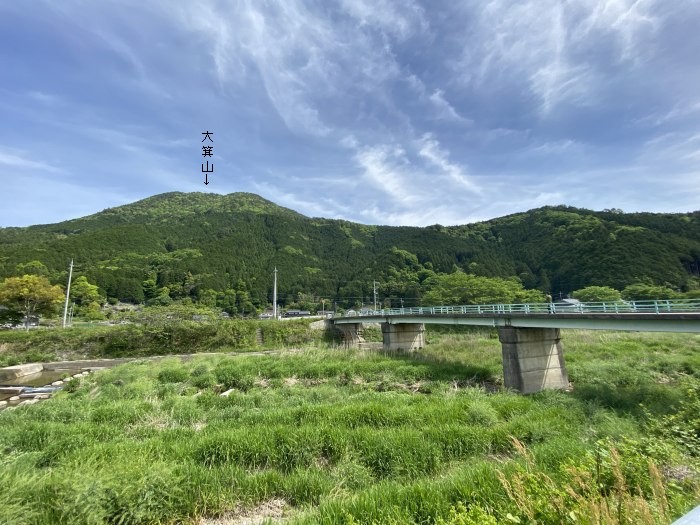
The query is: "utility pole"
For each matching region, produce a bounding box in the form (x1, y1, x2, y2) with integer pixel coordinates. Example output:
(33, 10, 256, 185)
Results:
(373, 280, 377, 312)
(272, 267, 278, 320)
(62, 259, 74, 328)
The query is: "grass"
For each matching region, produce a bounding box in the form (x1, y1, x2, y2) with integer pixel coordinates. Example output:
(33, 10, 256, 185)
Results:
(0, 328, 698, 524)
(0, 318, 332, 366)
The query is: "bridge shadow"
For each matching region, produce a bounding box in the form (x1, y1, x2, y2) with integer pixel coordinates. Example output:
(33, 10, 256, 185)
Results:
(569, 382, 684, 417)
(372, 348, 499, 390)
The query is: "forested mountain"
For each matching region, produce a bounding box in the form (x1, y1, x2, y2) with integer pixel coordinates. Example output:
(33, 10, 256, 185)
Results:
(0, 192, 698, 309)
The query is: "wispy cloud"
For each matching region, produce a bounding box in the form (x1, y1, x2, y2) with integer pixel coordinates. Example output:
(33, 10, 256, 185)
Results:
(0, 147, 63, 173)
(354, 144, 419, 205)
(455, 0, 664, 114)
(428, 90, 473, 124)
(0, 0, 698, 227)
(416, 135, 481, 194)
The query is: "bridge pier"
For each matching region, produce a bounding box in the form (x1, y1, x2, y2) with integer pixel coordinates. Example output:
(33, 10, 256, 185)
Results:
(498, 327, 569, 394)
(337, 323, 365, 349)
(381, 323, 425, 351)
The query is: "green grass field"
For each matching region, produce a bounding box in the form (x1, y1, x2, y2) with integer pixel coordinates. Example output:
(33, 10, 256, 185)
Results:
(1, 328, 699, 524)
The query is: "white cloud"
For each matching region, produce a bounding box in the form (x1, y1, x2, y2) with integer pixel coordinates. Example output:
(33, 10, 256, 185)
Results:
(455, 0, 665, 114)
(354, 144, 419, 205)
(428, 89, 472, 124)
(167, 0, 414, 137)
(417, 135, 481, 194)
(339, 0, 428, 40)
(0, 147, 63, 173)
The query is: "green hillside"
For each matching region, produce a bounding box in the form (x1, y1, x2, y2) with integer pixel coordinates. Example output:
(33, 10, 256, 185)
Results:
(0, 193, 698, 309)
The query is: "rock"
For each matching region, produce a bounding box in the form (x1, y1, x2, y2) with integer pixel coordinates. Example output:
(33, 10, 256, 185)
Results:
(0, 400, 7, 408)
(0, 363, 43, 380)
(19, 399, 40, 406)
(51, 381, 64, 386)
(34, 394, 51, 400)
(9, 396, 20, 401)
(220, 389, 236, 397)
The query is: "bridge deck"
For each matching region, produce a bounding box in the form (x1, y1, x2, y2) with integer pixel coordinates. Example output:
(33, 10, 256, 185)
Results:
(332, 300, 700, 333)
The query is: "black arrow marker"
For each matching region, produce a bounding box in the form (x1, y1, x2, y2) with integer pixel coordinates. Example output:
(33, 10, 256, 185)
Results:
(204, 173, 209, 185)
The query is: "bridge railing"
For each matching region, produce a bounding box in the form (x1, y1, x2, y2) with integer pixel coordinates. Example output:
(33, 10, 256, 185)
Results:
(344, 299, 700, 318)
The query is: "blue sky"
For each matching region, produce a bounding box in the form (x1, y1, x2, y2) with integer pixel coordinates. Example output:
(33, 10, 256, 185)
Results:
(1, 0, 699, 227)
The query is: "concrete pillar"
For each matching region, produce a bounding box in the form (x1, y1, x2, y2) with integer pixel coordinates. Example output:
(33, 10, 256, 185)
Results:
(337, 323, 365, 349)
(381, 323, 425, 351)
(498, 327, 569, 394)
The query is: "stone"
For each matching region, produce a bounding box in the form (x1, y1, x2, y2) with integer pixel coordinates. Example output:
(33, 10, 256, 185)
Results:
(19, 399, 40, 406)
(51, 381, 64, 386)
(9, 396, 20, 401)
(220, 389, 235, 397)
(0, 363, 43, 380)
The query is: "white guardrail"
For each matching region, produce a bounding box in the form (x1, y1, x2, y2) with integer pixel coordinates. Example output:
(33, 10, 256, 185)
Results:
(340, 299, 700, 318)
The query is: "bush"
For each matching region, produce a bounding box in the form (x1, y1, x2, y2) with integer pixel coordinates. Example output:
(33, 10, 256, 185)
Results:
(214, 361, 254, 391)
(157, 367, 189, 383)
(572, 286, 622, 302)
(189, 364, 216, 389)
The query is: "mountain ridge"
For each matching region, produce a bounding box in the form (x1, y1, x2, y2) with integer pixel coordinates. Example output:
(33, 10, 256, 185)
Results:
(1, 192, 698, 308)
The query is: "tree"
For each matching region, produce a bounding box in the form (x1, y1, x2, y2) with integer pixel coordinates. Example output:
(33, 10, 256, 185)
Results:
(71, 276, 103, 306)
(622, 283, 678, 301)
(422, 270, 544, 305)
(151, 287, 173, 306)
(142, 276, 159, 302)
(572, 286, 622, 302)
(197, 288, 218, 308)
(0, 275, 64, 328)
(15, 260, 49, 277)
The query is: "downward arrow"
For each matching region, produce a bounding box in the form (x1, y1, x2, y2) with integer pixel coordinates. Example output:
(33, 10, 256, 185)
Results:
(204, 173, 209, 185)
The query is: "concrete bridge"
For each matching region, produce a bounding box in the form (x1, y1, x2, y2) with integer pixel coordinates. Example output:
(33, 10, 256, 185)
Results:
(331, 299, 700, 394)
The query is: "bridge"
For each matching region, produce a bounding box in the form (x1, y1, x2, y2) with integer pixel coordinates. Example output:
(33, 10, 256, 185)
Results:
(331, 299, 700, 394)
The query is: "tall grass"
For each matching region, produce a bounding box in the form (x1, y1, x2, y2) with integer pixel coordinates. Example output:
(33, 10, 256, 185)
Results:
(0, 318, 327, 366)
(0, 330, 698, 523)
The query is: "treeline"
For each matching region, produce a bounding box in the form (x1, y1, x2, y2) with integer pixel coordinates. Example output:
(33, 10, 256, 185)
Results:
(0, 193, 698, 313)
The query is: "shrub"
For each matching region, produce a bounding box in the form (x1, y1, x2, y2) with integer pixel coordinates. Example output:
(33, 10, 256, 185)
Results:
(157, 367, 189, 383)
(214, 361, 254, 391)
(189, 364, 215, 389)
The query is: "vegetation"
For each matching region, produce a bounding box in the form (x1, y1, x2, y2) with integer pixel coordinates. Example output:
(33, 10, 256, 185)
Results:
(0, 329, 698, 524)
(422, 270, 545, 305)
(572, 286, 622, 303)
(0, 275, 64, 327)
(0, 193, 698, 315)
(0, 319, 328, 367)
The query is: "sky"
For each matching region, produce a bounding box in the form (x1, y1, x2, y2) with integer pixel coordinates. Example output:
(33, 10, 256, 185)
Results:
(1, 0, 699, 228)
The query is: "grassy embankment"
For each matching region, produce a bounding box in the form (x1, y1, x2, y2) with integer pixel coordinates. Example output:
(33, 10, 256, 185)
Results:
(0, 327, 699, 524)
(0, 319, 333, 366)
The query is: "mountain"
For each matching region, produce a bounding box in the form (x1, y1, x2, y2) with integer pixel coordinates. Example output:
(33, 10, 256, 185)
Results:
(0, 192, 698, 308)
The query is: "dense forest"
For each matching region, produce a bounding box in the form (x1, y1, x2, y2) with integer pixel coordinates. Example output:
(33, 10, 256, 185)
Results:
(0, 192, 699, 312)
